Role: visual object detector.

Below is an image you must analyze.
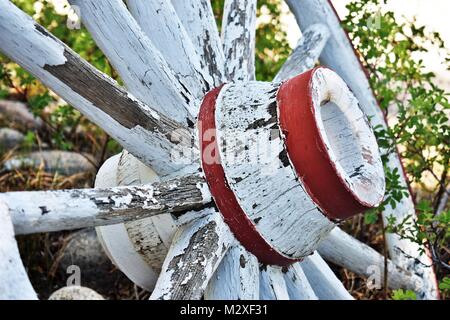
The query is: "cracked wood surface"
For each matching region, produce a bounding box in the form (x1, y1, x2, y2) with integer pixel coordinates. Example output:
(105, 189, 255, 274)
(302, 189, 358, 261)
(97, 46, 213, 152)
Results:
(117, 151, 175, 280)
(283, 263, 318, 300)
(259, 265, 290, 300)
(221, 0, 257, 81)
(3, 174, 212, 234)
(150, 212, 233, 300)
(171, 0, 225, 85)
(126, 0, 215, 100)
(95, 154, 159, 291)
(0, 201, 37, 300)
(215, 80, 334, 259)
(300, 252, 354, 300)
(0, 0, 192, 176)
(69, 0, 197, 123)
(204, 243, 260, 299)
(273, 23, 330, 82)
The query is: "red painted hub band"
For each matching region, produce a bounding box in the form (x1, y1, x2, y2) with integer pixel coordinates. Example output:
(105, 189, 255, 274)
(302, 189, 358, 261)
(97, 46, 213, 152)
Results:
(277, 67, 370, 220)
(198, 86, 300, 266)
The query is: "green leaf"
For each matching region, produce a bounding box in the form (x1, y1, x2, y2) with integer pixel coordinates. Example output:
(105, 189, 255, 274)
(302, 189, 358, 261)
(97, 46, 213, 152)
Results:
(364, 210, 379, 224)
(391, 289, 417, 300)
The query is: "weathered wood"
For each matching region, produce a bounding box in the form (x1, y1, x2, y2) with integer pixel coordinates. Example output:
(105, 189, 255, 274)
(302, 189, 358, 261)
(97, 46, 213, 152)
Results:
(118, 151, 175, 277)
(221, 0, 257, 81)
(0, 201, 37, 300)
(99, 152, 217, 292)
(3, 173, 212, 235)
(202, 81, 330, 263)
(201, 68, 383, 264)
(286, 0, 438, 299)
(259, 265, 290, 300)
(150, 212, 233, 300)
(0, 0, 194, 176)
(210, 82, 333, 263)
(97, 151, 178, 291)
(273, 23, 330, 82)
(48, 286, 104, 300)
(95, 154, 159, 291)
(204, 243, 259, 300)
(171, 0, 225, 85)
(318, 227, 423, 292)
(283, 263, 318, 300)
(4, 150, 96, 175)
(69, 0, 197, 122)
(126, 0, 214, 99)
(300, 252, 354, 300)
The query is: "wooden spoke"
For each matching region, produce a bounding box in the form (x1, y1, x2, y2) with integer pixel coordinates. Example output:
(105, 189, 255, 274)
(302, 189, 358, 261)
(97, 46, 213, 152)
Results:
(0, 0, 437, 301)
(150, 212, 233, 300)
(273, 23, 330, 82)
(259, 265, 290, 300)
(300, 252, 354, 300)
(0, 0, 193, 176)
(204, 243, 260, 300)
(125, 0, 215, 99)
(318, 227, 423, 292)
(0, 202, 37, 300)
(286, 0, 438, 299)
(69, 0, 196, 122)
(221, 0, 257, 81)
(2, 174, 212, 235)
(171, 0, 225, 85)
(283, 263, 318, 300)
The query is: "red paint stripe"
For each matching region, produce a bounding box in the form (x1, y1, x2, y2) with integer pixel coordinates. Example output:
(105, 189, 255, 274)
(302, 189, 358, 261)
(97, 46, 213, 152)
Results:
(198, 86, 299, 266)
(277, 67, 370, 220)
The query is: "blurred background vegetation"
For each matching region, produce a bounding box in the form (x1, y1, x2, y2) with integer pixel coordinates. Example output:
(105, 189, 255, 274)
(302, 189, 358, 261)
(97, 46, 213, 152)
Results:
(0, 0, 448, 299)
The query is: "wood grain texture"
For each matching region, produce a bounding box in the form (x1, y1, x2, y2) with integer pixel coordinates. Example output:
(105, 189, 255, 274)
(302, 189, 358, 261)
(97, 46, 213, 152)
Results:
(150, 212, 233, 300)
(126, 0, 215, 100)
(204, 243, 260, 299)
(300, 252, 354, 300)
(95, 154, 159, 291)
(273, 23, 329, 82)
(221, 0, 257, 81)
(69, 0, 197, 123)
(171, 0, 225, 85)
(214, 80, 333, 259)
(118, 151, 176, 284)
(0, 201, 37, 300)
(259, 265, 290, 300)
(283, 263, 318, 300)
(318, 227, 423, 292)
(4, 173, 212, 234)
(0, 0, 192, 176)
(286, 0, 438, 299)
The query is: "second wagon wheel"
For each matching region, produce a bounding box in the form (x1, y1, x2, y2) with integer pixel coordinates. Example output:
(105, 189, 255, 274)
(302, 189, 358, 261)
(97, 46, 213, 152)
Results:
(0, 0, 439, 300)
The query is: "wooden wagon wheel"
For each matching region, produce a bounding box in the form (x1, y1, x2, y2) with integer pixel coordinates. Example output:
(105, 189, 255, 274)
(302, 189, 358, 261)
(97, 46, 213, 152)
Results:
(0, 0, 439, 300)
